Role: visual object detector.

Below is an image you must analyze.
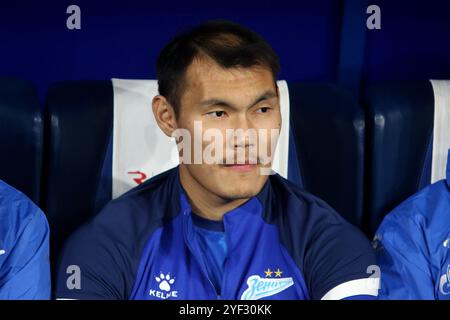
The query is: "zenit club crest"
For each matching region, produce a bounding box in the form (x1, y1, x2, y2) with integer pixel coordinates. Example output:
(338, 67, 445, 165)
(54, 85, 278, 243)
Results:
(241, 268, 294, 300)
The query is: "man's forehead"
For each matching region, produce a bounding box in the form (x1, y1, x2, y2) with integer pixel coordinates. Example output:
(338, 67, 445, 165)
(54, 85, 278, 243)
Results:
(183, 57, 277, 100)
(187, 57, 273, 81)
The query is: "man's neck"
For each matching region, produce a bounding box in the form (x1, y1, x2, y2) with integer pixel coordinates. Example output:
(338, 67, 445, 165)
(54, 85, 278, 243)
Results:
(179, 165, 249, 221)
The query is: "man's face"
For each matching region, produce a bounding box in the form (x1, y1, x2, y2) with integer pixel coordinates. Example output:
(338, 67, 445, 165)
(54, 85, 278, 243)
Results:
(174, 57, 281, 201)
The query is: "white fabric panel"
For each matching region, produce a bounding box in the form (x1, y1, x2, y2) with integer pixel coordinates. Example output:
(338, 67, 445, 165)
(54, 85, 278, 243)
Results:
(112, 79, 179, 199)
(320, 278, 380, 300)
(430, 80, 450, 184)
(272, 80, 290, 179)
(112, 79, 290, 199)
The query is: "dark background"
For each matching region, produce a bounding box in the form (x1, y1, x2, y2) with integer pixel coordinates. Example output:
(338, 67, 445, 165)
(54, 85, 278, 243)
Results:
(2, 0, 450, 104)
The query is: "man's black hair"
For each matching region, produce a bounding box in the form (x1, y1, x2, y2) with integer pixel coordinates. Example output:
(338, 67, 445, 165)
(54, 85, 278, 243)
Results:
(156, 20, 280, 114)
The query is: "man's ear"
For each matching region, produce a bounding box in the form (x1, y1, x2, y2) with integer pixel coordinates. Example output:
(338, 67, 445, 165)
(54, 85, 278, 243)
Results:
(152, 95, 177, 137)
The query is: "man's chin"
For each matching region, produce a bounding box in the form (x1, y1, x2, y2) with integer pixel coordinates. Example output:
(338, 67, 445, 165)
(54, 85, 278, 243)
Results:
(221, 190, 259, 201)
(215, 181, 266, 200)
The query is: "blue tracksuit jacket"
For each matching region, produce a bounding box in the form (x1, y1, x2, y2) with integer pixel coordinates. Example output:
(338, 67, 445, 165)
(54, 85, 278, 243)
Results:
(56, 167, 378, 300)
(0, 180, 50, 299)
(375, 150, 450, 299)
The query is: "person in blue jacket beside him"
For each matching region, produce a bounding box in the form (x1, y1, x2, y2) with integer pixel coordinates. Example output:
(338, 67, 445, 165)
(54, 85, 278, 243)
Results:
(375, 149, 450, 299)
(0, 179, 51, 299)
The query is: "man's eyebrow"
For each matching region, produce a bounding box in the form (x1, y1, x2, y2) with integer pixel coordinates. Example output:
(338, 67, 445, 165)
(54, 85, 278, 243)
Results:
(198, 90, 278, 109)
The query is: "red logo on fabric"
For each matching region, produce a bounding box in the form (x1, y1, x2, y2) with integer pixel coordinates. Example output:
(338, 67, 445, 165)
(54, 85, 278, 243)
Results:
(127, 171, 148, 185)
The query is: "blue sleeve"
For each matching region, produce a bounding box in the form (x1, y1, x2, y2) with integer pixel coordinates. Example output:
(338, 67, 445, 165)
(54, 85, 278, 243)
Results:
(0, 207, 51, 300)
(55, 200, 136, 300)
(304, 209, 380, 300)
(374, 207, 436, 300)
(55, 224, 126, 300)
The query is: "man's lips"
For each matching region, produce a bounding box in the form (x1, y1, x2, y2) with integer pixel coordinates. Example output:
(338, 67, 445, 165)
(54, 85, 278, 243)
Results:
(222, 163, 257, 172)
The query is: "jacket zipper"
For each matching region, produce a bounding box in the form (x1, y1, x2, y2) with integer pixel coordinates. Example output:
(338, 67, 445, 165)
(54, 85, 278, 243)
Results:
(182, 209, 221, 299)
(219, 218, 231, 299)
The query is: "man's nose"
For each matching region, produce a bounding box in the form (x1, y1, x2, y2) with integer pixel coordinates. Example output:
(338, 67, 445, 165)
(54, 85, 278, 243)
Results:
(231, 113, 251, 129)
(230, 114, 255, 148)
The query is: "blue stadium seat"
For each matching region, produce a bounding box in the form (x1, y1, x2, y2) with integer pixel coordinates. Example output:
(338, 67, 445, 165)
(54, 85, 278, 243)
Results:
(364, 81, 435, 235)
(44, 80, 366, 266)
(289, 83, 365, 228)
(43, 81, 113, 260)
(0, 78, 43, 204)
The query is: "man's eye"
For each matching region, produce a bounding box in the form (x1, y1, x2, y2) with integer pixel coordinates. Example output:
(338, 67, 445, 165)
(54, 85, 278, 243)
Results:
(256, 107, 270, 113)
(208, 111, 226, 118)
